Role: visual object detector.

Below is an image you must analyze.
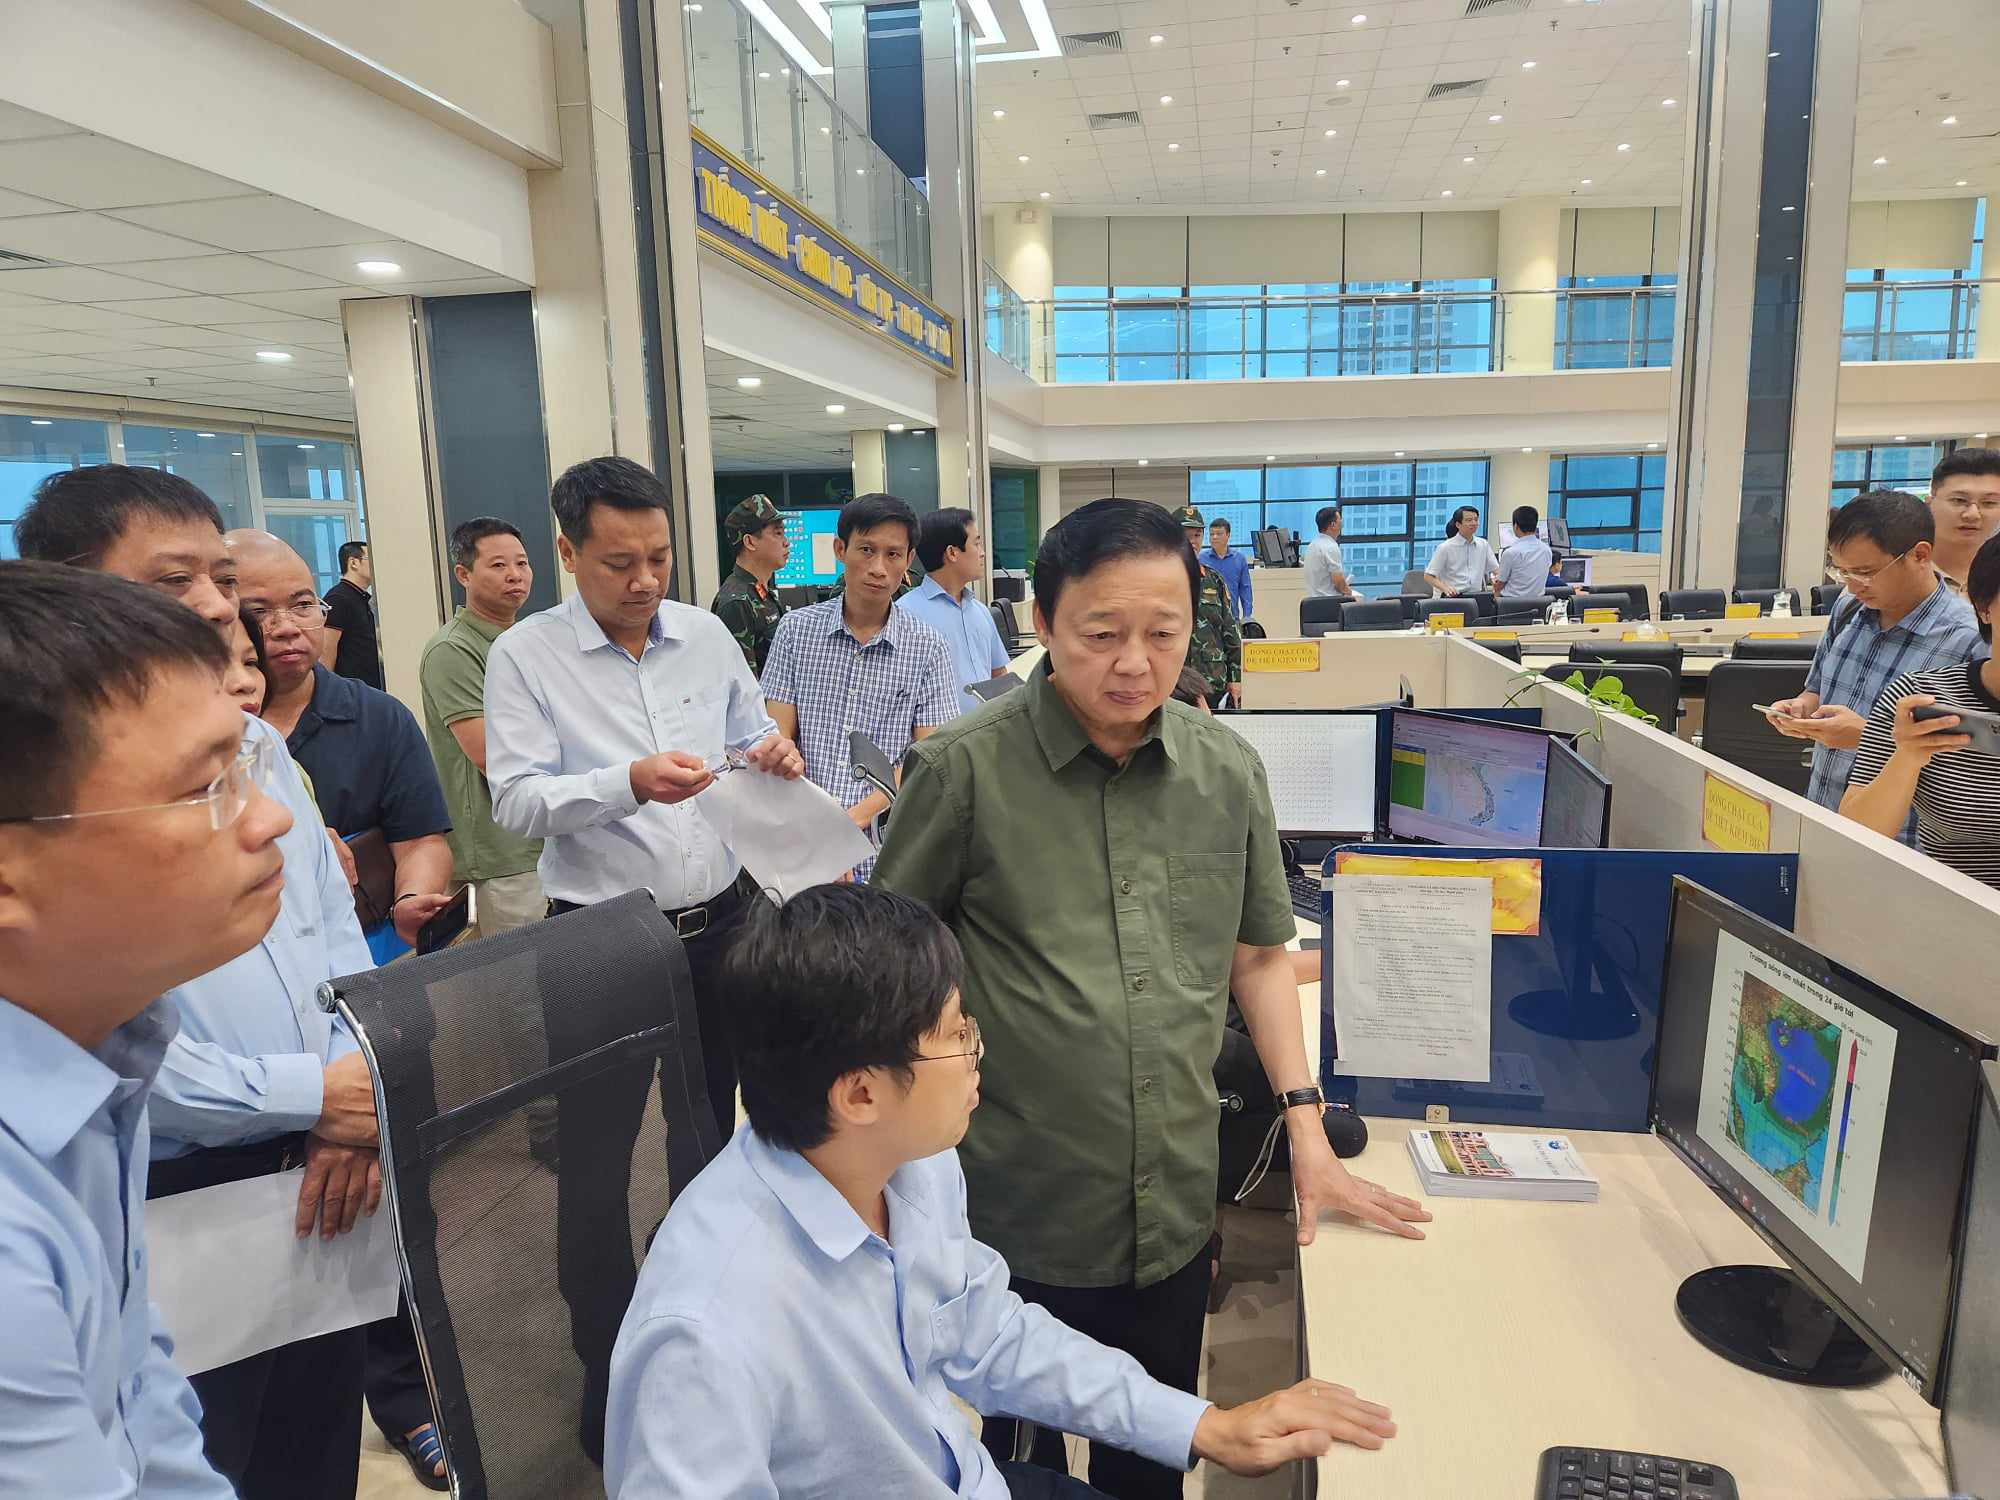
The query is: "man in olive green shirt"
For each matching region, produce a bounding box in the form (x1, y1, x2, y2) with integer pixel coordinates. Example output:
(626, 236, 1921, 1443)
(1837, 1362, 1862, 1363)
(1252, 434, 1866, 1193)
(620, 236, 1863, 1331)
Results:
(874, 499, 1426, 1500)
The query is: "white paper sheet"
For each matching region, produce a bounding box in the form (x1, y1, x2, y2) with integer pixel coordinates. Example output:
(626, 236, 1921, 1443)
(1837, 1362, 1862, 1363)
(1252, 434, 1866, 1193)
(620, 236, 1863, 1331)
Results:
(1328, 873, 1492, 1083)
(700, 768, 875, 899)
(147, 1167, 402, 1375)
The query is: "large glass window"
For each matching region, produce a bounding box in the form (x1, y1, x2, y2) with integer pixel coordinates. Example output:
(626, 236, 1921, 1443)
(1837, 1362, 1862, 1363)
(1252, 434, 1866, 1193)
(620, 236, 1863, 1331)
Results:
(1842, 202, 1985, 362)
(1545, 451, 1667, 553)
(124, 427, 254, 529)
(0, 414, 112, 559)
(1554, 276, 1677, 369)
(1190, 458, 1490, 596)
(1830, 442, 1945, 508)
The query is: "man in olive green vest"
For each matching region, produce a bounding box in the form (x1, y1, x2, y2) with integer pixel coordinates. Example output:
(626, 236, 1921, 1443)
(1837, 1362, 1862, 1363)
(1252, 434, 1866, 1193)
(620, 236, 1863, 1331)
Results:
(712, 494, 791, 672)
(1177, 504, 1243, 709)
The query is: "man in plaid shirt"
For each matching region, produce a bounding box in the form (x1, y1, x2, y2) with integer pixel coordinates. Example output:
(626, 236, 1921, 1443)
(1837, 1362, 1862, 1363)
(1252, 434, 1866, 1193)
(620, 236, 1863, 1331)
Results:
(1767, 489, 1985, 841)
(761, 493, 960, 874)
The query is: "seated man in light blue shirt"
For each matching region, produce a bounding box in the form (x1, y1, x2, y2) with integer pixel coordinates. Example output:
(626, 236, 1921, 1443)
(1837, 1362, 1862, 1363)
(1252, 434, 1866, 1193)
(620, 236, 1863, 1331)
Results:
(1493, 504, 1553, 605)
(0, 561, 295, 1497)
(898, 506, 1013, 691)
(1198, 518, 1254, 620)
(605, 884, 1396, 1499)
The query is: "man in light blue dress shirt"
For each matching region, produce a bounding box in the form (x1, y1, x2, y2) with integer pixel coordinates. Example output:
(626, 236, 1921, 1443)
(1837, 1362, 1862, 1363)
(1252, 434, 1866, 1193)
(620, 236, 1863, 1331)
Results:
(0, 561, 298, 1497)
(605, 884, 1397, 1498)
(1198, 517, 1254, 620)
(18, 463, 392, 1495)
(484, 456, 805, 1460)
(1493, 505, 1553, 606)
(897, 506, 1013, 690)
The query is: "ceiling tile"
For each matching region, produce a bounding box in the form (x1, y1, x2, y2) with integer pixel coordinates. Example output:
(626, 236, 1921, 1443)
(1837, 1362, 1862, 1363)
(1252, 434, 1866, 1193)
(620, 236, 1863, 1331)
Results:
(256, 243, 496, 285)
(0, 265, 190, 301)
(0, 135, 256, 211)
(92, 254, 345, 296)
(0, 103, 79, 144)
(0, 211, 216, 264)
(107, 295, 300, 326)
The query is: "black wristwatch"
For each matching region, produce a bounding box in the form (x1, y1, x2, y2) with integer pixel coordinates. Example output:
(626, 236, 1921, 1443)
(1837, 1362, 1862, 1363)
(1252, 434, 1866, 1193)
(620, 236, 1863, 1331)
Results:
(1274, 1087, 1326, 1113)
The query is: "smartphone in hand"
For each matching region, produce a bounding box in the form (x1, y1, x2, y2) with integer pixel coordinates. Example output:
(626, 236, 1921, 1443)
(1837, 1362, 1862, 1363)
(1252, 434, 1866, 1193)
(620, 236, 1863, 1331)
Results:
(416, 885, 472, 955)
(1913, 701, 2000, 755)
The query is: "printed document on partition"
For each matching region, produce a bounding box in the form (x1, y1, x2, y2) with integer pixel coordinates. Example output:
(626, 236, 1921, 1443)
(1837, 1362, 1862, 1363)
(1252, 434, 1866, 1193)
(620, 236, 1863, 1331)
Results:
(1329, 874, 1492, 1083)
(148, 1167, 402, 1375)
(701, 768, 875, 899)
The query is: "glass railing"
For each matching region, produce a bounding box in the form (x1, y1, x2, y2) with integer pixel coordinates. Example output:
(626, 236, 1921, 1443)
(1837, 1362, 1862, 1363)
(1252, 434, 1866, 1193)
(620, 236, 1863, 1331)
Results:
(682, 0, 931, 296)
(1840, 277, 1989, 362)
(1018, 286, 1681, 382)
(982, 264, 1030, 375)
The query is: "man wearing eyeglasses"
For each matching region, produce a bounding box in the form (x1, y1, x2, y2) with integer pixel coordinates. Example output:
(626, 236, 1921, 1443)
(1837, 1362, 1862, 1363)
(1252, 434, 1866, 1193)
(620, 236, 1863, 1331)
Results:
(1767, 489, 1985, 835)
(17, 467, 389, 1498)
(0, 561, 297, 1498)
(1928, 447, 2000, 591)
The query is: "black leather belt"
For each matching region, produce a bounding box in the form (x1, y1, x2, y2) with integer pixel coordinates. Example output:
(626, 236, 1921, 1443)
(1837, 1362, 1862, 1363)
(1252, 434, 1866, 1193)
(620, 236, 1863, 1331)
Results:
(146, 1132, 307, 1201)
(661, 875, 749, 941)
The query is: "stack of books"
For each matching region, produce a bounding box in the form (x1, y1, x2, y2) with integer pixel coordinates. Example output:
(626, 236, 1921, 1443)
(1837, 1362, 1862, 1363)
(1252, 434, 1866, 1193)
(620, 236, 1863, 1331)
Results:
(1406, 1128, 1599, 1202)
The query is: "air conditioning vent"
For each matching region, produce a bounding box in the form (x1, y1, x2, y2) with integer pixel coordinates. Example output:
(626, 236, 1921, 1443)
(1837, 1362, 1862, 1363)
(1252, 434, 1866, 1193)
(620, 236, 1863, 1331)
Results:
(1426, 78, 1488, 100)
(1060, 30, 1124, 56)
(0, 248, 56, 269)
(1463, 0, 1530, 15)
(1087, 110, 1143, 131)
(711, 413, 756, 424)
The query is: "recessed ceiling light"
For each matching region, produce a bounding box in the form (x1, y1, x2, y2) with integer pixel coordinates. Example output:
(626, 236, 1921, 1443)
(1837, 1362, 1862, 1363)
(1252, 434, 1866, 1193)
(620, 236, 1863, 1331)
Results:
(1337, 79, 1351, 88)
(1958, 180, 1970, 187)
(1647, 442, 1661, 449)
(1488, 113, 1503, 123)
(1580, 178, 1592, 185)
(297, 444, 315, 450)
(1316, 168, 1327, 176)
(255, 351, 292, 362)
(29, 418, 51, 426)
(1351, 12, 1367, 22)
(197, 431, 215, 438)
(684, 2, 701, 9)
(821, 125, 831, 134)
(1522, 59, 1536, 69)
(1463, 155, 1475, 163)
(1039, 190, 1052, 198)
(231, 450, 242, 456)
(1979, 433, 1991, 440)
(1942, 115, 1958, 126)
(1017, 154, 1029, 162)
(1394, 450, 1406, 457)
(1149, 32, 1163, 43)
(1896, 434, 1909, 441)
(1441, 189, 1454, 197)
(886, 423, 906, 433)
(992, 108, 1005, 118)
(825, 403, 846, 414)
(355, 259, 401, 275)
(1265, 455, 1276, 462)
(1662, 98, 1677, 106)
(1782, 204, 1795, 211)
(1168, 142, 1180, 151)
(1520, 446, 1533, 453)
(737, 375, 762, 388)
(1326, 129, 1339, 138)
(1159, 94, 1173, 105)
(856, 167, 867, 175)
(1874, 156, 1888, 165)
(1617, 143, 1631, 152)
(1137, 458, 1150, 466)
(757, 70, 771, 79)
(912, 430, 929, 436)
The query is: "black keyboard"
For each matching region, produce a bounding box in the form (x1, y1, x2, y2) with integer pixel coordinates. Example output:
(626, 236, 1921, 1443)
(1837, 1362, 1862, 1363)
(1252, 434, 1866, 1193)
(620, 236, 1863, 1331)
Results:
(1535, 1447, 1737, 1500)
(1288, 867, 1323, 921)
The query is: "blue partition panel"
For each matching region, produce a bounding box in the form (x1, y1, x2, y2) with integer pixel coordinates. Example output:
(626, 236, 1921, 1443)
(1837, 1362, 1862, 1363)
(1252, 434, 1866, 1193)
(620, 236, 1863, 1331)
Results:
(1318, 845, 1799, 1132)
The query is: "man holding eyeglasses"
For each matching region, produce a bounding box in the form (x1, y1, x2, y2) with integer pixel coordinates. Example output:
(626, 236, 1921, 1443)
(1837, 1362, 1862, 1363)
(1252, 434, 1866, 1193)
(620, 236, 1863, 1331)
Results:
(0, 561, 294, 1498)
(1767, 489, 1985, 834)
(605, 884, 1397, 1500)
(1929, 447, 2000, 591)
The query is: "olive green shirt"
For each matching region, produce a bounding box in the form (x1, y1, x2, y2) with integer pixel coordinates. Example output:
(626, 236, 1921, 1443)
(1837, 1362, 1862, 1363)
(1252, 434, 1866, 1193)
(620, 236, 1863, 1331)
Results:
(418, 608, 544, 884)
(872, 659, 1293, 1289)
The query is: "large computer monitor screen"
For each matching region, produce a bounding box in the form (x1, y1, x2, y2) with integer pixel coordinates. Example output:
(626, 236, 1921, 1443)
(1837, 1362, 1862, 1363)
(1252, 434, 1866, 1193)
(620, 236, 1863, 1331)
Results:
(1947, 1061, 2000, 1489)
(1253, 526, 1288, 567)
(1386, 708, 1550, 847)
(1223, 711, 1379, 837)
(1545, 518, 1572, 549)
(773, 508, 843, 587)
(1542, 737, 1612, 848)
(1652, 880, 1987, 1401)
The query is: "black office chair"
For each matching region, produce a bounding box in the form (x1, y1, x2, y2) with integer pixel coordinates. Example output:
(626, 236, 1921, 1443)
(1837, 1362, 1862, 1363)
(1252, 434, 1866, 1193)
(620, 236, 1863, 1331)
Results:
(1569, 590, 1636, 621)
(1702, 661, 1814, 794)
(1543, 585, 1576, 603)
(1569, 640, 1686, 682)
(1414, 597, 1477, 627)
(1812, 583, 1843, 615)
(1240, 619, 1267, 639)
(994, 598, 1029, 652)
(1299, 597, 1345, 636)
(1463, 590, 1498, 621)
(1659, 588, 1728, 621)
(317, 891, 724, 1498)
(1392, 593, 1430, 621)
(1621, 584, 1653, 621)
(1730, 636, 1818, 661)
(1542, 662, 1680, 730)
(992, 575, 1027, 603)
(1476, 638, 1524, 662)
(1732, 587, 1803, 617)
(1341, 599, 1405, 631)
(1399, 568, 1430, 595)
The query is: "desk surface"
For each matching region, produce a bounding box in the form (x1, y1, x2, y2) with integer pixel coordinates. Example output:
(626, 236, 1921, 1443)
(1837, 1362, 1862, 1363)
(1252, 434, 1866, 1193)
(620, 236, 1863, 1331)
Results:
(1289, 932, 1948, 1500)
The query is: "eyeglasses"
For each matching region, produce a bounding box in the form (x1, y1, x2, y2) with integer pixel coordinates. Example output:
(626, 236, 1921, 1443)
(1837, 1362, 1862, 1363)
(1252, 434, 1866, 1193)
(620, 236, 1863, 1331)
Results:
(244, 598, 328, 627)
(1, 732, 279, 831)
(914, 1014, 983, 1073)
(1937, 495, 2000, 515)
(1827, 547, 1913, 584)
(702, 747, 754, 778)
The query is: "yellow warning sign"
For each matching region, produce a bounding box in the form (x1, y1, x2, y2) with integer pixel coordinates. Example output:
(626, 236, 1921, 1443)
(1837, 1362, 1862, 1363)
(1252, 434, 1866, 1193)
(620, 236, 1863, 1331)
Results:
(1242, 639, 1323, 673)
(1702, 772, 1772, 852)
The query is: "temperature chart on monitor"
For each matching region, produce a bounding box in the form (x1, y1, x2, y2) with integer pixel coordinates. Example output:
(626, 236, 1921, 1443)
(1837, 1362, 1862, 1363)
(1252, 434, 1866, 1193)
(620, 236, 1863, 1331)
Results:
(1224, 714, 1378, 836)
(1694, 929, 1898, 1282)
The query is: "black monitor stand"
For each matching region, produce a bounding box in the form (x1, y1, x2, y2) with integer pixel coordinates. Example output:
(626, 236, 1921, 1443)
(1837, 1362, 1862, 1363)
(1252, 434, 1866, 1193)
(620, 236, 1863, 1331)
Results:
(1675, 1266, 1889, 1387)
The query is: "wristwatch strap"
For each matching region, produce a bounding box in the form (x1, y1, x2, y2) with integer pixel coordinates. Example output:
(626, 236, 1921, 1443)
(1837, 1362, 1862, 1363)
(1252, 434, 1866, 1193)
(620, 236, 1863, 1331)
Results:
(1274, 1087, 1326, 1113)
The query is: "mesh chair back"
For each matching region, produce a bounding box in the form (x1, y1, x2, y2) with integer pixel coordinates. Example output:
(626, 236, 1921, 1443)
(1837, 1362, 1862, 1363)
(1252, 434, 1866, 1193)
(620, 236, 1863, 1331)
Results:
(1414, 597, 1476, 626)
(989, 602, 1014, 651)
(1570, 590, 1634, 620)
(1660, 589, 1728, 620)
(1570, 640, 1685, 681)
(1299, 596, 1345, 630)
(997, 598, 1025, 642)
(1542, 662, 1679, 730)
(1400, 568, 1430, 594)
(1463, 590, 1498, 621)
(1730, 636, 1818, 661)
(1704, 661, 1814, 793)
(1812, 583, 1843, 615)
(1342, 598, 1405, 631)
(319, 890, 723, 1500)
(1732, 587, 1803, 617)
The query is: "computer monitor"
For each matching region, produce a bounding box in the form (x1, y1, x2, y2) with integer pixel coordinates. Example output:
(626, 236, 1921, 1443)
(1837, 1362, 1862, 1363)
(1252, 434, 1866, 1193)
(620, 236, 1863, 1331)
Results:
(1253, 526, 1289, 567)
(1221, 710, 1380, 838)
(1559, 555, 1589, 584)
(963, 673, 1022, 704)
(1545, 518, 1572, 550)
(1651, 879, 1989, 1401)
(1946, 1061, 2000, 1490)
(1385, 707, 1550, 848)
(1541, 736, 1612, 848)
(773, 508, 843, 587)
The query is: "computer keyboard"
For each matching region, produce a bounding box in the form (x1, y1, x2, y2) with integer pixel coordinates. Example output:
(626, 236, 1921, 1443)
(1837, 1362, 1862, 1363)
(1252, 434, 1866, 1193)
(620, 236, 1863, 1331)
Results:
(1288, 867, 1324, 921)
(1535, 1447, 1737, 1500)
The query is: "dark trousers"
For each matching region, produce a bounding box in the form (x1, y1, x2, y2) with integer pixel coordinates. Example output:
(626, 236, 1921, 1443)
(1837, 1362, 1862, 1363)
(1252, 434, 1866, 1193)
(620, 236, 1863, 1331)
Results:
(548, 878, 750, 1461)
(996, 1460, 1117, 1498)
(363, 1295, 432, 1443)
(148, 1140, 365, 1500)
(980, 1248, 1211, 1500)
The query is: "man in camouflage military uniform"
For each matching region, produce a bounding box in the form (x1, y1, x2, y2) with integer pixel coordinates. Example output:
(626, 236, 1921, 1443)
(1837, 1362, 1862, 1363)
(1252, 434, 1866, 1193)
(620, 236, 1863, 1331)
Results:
(710, 494, 790, 672)
(1177, 504, 1243, 709)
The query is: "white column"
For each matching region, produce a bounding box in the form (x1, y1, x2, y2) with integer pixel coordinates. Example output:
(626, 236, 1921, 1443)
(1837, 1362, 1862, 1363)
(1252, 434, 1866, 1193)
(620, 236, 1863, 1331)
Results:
(1979, 198, 2000, 364)
(1488, 450, 1548, 541)
(825, 0, 870, 125)
(1498, 199, 1561, 374)
(1035, 462, 1062, 545)
(852, 430, 887, 494)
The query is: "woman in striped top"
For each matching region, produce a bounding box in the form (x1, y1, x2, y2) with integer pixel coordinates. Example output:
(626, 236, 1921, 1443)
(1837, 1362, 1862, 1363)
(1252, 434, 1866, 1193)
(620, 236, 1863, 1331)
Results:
(1843, 534, 2000, 887)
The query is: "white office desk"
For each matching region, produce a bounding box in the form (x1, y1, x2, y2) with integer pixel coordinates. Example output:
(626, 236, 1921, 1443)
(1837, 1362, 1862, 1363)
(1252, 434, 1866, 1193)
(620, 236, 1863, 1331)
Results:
(1288, 936, 1948, 1500)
